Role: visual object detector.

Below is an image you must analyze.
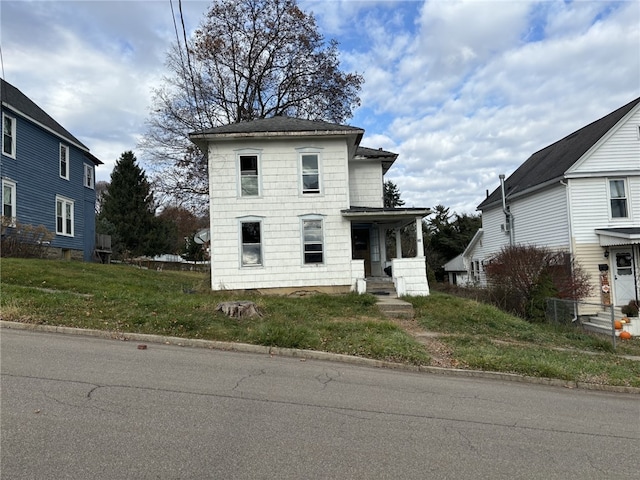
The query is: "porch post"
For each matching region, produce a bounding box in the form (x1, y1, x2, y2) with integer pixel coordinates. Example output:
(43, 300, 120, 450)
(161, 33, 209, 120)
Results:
(415, 217, 424, 257)
(395, 228, 402, 258)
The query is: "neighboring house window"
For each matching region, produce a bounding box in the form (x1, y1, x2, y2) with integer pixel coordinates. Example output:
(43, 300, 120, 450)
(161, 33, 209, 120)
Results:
(240, 220, 262, 266)
(239, 154, 259, 196)
(609, 179, 628, 218)
(2, 179, 16, 224)
(56, 196, 74, 236)
(60, 144, 69, 179)
(302, 216, 324, 264)
(2, 114, 16, 158)
(301, 153, 320, 194)
(84, 164, 94, 189)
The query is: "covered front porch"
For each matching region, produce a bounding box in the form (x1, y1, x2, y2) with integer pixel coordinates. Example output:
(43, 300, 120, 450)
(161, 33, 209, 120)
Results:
(342, 207, 431, 297)
(595, 228, 640, 308)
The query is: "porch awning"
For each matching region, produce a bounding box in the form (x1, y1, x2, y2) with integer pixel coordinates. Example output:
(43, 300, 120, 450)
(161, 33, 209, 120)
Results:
(341, 207, 431, 227)
(595, 227, 640, 246)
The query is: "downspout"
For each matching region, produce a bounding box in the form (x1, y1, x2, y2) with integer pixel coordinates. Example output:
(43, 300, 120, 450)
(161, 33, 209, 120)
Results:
(500, 174, 514, 246)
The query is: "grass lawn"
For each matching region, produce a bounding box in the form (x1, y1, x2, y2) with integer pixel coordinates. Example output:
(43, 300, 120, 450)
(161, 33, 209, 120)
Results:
(2, 258, 639, 388)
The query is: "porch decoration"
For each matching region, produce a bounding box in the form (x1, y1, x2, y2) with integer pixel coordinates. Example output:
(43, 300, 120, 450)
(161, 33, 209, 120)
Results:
(619, 331, 632, 340)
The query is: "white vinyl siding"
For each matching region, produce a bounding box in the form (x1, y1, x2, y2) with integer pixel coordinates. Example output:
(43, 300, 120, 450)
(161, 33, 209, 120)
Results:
(2, 114, 16, 158)
(348, 158, 384, 207)
(207, 138, 353, 291)
(568, 107, 640, 174)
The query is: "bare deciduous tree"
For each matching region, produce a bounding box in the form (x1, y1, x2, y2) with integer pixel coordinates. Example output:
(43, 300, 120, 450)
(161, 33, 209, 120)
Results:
(141, 0, 364, 210)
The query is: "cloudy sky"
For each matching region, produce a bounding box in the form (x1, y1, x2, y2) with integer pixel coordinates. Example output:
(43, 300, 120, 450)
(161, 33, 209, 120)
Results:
(2, 0, 639, 214)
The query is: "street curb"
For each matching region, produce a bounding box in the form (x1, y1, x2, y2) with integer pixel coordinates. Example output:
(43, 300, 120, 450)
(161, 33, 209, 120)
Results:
(2, 320, 639, 395)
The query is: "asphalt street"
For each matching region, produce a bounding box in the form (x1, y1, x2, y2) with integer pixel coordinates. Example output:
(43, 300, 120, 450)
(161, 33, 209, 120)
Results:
(1, 328, 638, 479)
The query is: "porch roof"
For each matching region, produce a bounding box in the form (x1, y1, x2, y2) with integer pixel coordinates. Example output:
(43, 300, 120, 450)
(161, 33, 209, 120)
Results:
(341, 206, 431, 225)
(595, 227, 640, 246)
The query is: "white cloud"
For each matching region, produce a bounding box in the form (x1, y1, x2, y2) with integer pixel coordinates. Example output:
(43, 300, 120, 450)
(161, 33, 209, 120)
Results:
(2, 0, 638, 216)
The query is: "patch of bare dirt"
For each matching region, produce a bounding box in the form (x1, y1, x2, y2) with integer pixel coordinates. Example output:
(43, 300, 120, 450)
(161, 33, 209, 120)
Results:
(390, 318, 461, 369)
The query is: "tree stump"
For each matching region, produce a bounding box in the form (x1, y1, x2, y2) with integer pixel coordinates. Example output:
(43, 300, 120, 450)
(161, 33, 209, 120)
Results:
(215, 301, 262, 319)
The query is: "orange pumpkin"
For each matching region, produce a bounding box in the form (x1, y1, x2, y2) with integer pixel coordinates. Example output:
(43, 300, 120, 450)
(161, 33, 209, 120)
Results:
(619, 331, 632, 340)
(614, 320, 623, 330)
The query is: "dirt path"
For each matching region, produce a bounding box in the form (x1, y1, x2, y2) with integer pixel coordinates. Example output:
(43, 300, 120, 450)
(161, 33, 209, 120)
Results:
(390, 318, 462, 368)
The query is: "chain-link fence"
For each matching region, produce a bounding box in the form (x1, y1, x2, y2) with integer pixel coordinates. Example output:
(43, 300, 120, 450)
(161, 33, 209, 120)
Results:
(546, 298, 617, 349)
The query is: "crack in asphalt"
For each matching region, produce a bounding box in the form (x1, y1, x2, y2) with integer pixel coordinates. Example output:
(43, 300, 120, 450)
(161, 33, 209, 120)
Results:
(3, 372, 638, 442)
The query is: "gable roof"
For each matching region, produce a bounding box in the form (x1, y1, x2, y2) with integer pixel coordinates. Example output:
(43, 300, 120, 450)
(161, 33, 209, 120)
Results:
(1, 79, 102, 165)
(478, 96, 640, 210)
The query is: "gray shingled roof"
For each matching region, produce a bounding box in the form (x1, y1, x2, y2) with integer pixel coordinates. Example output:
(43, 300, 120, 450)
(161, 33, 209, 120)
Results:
(356, 146, 398, 174)
(478, 96, 640, 210)
(1, 79, 102, 164)
(191, 116, 364, 136)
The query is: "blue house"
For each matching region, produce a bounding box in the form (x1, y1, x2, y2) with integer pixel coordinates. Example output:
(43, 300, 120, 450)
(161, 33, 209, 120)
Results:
(1, 79, 102, 261)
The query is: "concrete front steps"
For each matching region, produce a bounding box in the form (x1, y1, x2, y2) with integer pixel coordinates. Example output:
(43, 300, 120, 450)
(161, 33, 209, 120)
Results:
(366, 277, 414, 319)
(581, 309, 639, 337)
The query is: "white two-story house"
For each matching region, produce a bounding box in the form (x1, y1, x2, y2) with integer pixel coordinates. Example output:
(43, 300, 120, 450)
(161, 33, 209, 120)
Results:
(189, 116, 430, 296)
(464, 97, 640, 309)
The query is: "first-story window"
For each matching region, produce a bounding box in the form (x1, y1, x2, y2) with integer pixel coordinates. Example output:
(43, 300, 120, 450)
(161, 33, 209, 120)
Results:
(56, 196, 74, 236)
(241, 220, 262, 266)
(302, 217, 323, 264)
(84, 164, 94, 189)
(609, 179, 628, 218)
(2, 179, 16, 224)
(60, 144, 69, 179)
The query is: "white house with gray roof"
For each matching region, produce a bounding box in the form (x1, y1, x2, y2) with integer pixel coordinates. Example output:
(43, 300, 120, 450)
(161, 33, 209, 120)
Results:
(464, 97, 640, 312)
(190, 116, 430, 295)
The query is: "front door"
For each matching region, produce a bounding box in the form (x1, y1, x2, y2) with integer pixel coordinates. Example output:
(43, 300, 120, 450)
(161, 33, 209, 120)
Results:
(352, 227, 371, 277)
(612, 249, 637, 306)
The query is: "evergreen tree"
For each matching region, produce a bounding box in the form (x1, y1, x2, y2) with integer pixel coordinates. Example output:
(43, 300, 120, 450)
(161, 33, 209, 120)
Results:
(384, 181, 405, 208)
(98, 151, 174, 258)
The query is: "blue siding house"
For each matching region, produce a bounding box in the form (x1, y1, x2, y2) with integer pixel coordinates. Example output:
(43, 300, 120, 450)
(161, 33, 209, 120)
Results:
(1, 79, 102, 261)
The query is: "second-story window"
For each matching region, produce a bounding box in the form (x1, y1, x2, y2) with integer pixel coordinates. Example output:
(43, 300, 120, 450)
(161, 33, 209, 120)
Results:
(609, 179, 628, 218)
(2, 114, 16, 158)
(84, 164, 94, 189)
(60, 144, 69, 180)
(239, 155, 259, 196)
(301, 153, 320, 194)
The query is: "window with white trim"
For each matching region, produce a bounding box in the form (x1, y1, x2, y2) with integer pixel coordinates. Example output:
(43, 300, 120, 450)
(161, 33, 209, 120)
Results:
(302, 216, 324, 264)
(60, 144, 69, 179)
(2, 114, 16, 158)
(56, 196, 74, 236)
(2, 179, 16, 224)
(240, 220, 262, 266)
(239, 154, 260, 196)
(609, 179, 628, 218)
(84, 164, 94, 189)
(300, 153, 320, 194)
